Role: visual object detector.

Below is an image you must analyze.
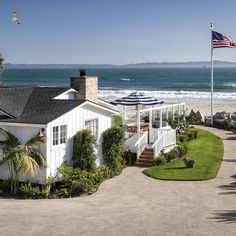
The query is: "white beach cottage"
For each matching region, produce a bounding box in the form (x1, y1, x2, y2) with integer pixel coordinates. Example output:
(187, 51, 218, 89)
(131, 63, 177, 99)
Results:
(0, 70, 118, 183)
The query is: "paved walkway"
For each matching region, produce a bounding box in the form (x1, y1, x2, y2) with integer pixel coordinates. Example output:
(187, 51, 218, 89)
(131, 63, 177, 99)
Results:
(0, 126, 236, 236)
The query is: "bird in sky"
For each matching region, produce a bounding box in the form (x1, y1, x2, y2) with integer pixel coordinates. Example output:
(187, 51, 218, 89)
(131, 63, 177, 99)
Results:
(12, 11, 20, 24)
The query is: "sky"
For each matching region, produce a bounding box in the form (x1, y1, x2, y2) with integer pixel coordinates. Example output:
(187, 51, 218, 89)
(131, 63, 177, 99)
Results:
(1, 0, 236, 64)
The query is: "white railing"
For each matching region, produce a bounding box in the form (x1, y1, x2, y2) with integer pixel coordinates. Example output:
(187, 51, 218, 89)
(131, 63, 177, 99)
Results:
(152, 129, 176, 157)
(152, 135, 164, 158)
(125, 133, 139, 153)
(164, 130, 176, 147)
(149, 128, 159, 143)
(134, 131, 148, 160)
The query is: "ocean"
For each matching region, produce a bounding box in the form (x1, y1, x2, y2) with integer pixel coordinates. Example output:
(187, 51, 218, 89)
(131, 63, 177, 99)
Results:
(1, 67, 236, 101)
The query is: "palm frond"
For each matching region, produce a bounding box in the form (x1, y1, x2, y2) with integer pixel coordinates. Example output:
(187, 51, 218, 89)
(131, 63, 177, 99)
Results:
(26, 133, 46, 147)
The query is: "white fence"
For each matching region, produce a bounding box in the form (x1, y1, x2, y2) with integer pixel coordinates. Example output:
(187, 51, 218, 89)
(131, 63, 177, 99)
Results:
(152, 129, 176, 157)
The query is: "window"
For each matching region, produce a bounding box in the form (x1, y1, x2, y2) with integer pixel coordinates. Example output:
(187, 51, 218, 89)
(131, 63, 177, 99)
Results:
(60, 125, 67, 144)
(53, 125, 67, 146)
(85, 119, 98, 140)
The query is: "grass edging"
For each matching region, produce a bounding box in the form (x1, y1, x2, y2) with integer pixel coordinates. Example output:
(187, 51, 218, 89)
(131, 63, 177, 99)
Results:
(143, 128, 224, 181)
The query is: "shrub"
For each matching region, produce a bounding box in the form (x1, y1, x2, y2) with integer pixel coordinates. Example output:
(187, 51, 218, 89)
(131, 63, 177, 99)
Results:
(168, 112, 189, 135)
(154, 156, 166, 165)
(164, 150, 178, 162)
(102, 126, 125, 172)
(112, 115, 123, 126)
(19, 183, 42, 199)
(123, 150, 136, 166)
(58, 163, 96, 196)
(176, 145, 186, 156)
(94, 166, 115, 183)
(184, 128, 198, 141)
(41, 188, 49, 199)
(178, 134, 188, 143)
(0, 180, 10, 194)
(72, 129, 96, 172)
(178, 128, 198, 143)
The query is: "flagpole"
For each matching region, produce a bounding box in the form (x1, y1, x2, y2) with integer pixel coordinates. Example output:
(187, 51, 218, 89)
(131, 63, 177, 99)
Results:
(210, 22, 214, 126)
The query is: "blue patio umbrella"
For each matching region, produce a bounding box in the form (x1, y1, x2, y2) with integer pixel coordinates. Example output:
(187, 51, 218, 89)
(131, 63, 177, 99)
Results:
(113, 92, 164, 133)
(113, 91, 164, 106)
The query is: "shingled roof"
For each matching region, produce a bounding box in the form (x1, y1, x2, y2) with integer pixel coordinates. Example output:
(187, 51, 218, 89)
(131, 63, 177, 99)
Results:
(0, 86, 84, 124)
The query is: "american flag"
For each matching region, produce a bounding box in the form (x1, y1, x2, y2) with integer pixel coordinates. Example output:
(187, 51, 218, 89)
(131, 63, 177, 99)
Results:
(212, 31, 236, 48)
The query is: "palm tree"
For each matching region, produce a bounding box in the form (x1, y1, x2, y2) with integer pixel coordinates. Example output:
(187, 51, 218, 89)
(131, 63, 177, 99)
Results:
(0, 128, 47, 194)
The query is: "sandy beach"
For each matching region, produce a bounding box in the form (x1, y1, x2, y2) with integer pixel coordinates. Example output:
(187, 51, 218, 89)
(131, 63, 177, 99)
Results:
(165, 98, 236, 116)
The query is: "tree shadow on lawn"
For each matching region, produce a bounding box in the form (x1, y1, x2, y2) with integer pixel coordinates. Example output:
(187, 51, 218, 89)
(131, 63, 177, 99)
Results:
(164, 167, 188, 170)
(211, 210, 236, 223)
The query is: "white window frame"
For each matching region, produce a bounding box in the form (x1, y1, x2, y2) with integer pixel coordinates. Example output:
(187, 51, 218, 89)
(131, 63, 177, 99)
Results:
(85, 118, 98, 142)
(52, 124, 67, 146)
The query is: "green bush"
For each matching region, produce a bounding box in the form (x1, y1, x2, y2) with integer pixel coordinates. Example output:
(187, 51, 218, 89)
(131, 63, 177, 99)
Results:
(102, 126, 125, 172)
(164, 150, 178, 162)
(72, 129, 96, 172)
(123, 150, 136, 166)
(178, 128, 198, 143)
(19, 183, 42, 199)
(0, 180, 10, 194)
(58, 164, 96, 196)
(176, 144, 186, 156)
(94, 166, 115, 183)
(41, 188, 49, 198)
(112, 115, 123, 126)
(168, 112, 189, 135)
(154, 156, 166, 165)
(178, 134, 188, 143)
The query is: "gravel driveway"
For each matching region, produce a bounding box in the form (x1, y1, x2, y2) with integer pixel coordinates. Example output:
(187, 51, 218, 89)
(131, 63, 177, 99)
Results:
(0, 126, 235, 236)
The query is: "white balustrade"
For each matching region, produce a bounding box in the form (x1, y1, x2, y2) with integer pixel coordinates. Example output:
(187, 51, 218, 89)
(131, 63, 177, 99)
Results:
(134, 131, 148, 160)
(125, 133, 139, 153)
(152, 129, 176, 157)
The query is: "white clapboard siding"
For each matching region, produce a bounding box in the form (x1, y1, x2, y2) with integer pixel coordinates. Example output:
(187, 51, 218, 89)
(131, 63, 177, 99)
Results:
(46, 103, 112, 178)
(0, 102, 114, 183)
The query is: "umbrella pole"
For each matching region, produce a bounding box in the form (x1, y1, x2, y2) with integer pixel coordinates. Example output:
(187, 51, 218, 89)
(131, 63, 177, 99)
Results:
(137, 105, 141, 136)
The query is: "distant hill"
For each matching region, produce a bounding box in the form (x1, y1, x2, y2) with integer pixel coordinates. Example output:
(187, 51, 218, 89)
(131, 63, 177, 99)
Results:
(4, 60, 236, 69)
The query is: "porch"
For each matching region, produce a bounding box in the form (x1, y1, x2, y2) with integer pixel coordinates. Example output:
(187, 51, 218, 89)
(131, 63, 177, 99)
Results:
(124, 103, 185, 165)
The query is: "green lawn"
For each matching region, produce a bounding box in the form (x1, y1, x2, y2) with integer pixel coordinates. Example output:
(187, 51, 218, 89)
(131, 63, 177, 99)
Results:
(144, 128, 224, 181)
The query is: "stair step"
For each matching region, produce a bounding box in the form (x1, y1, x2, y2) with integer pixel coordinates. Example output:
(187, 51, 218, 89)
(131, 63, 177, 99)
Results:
(137, 158, 154, 164)
(134, 161, 154, 167)
(141, 151, 154, 156)
(139, 155, 154, 160)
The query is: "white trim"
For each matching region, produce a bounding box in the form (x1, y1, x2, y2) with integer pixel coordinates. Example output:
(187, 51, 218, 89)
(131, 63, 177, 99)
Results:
(51, 124, 68, 148)
(98, 99, 118, 109)
(138, 103, 185, 113)
(0, 122, 47, 128)
(53, 88, 78, 99)
(0, 100, 119, 128)
(48, 100, 119, 126)
(85, 118, 99, 142)
(82, 101, 120, 115)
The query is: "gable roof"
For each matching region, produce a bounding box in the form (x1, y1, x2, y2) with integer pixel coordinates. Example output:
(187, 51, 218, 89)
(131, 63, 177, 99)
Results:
(0, 86, 118, 125)
(0, 86, 83, 124)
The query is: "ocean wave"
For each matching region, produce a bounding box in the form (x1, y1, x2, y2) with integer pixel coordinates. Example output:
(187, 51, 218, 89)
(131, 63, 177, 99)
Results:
(120, 78, 131, 81)
(98, 89, 236, 101)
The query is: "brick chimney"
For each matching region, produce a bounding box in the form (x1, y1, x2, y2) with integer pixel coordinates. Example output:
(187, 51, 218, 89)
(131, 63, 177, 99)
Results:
(70, 69, 98, 103)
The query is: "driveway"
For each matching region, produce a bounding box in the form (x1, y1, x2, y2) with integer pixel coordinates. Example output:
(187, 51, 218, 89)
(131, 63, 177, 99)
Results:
(0, 126, 235, 236)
